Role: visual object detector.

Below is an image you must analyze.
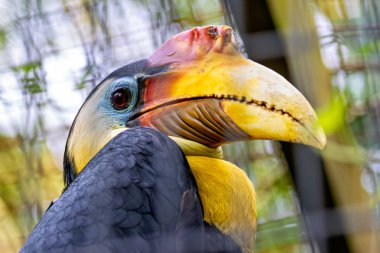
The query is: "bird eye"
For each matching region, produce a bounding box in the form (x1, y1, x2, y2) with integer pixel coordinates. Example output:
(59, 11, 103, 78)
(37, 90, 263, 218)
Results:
(111, 88, 132, 110)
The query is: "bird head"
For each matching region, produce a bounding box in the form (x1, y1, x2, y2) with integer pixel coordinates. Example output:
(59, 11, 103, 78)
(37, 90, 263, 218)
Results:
(64, 25, 326, 185)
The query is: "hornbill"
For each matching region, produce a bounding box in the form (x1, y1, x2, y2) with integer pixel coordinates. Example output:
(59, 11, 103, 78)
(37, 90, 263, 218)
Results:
(21, 26, 325, 253)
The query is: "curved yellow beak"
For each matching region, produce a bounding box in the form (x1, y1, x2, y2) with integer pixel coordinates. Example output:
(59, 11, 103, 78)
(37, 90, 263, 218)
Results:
(131, 25, 326, 149)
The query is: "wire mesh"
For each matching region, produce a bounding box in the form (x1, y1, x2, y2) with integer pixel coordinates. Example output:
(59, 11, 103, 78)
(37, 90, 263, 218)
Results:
(2, 0, 377, 252)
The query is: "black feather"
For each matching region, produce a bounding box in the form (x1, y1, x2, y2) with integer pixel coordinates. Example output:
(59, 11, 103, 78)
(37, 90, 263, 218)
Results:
(25, 127, 196, 252)
(25, 127, 242, 252)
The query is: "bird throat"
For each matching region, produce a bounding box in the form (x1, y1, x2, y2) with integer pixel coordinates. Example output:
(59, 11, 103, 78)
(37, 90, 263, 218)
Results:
(173, 137, 256, 253)
(133, 99, 250, 148)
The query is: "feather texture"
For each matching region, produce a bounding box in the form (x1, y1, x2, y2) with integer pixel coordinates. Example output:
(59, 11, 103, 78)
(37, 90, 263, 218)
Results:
(22, 127, 241, 253)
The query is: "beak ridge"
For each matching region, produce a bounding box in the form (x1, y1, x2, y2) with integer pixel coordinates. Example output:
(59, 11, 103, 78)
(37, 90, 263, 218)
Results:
(135, 25, 326, 149)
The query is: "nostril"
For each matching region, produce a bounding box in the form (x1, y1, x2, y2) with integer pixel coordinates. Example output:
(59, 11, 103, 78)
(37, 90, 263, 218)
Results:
(222, 29, 232, 47)
(207, 26, 219, 39)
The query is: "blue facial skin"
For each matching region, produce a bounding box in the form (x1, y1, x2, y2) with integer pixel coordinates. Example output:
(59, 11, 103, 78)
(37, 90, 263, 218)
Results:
(98, 77, 139, 127)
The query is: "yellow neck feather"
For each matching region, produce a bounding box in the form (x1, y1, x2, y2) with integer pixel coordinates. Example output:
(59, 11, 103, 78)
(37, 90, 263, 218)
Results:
(187, 156, 256, 253)
(171, 137, 256, 252)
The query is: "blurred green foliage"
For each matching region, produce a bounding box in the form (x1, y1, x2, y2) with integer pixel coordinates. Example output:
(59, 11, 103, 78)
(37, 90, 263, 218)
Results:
(318, 92, 347, 135)
(0, 28, 7, 49)
(12, 62, 45, 94)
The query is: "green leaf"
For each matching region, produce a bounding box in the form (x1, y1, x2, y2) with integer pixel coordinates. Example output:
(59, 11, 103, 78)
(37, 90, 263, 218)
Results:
(255, 215, 305, 251)
(356, 39, 380, 56)
(76, 65, 95, 90)
(317, 93, 347, 135)
(23, 83, 44, 94)
(0, 28, 7, 49)
(12, 62, 42, 73)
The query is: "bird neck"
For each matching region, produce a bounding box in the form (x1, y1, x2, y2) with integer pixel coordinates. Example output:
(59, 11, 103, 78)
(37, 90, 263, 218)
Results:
(171, 137, 256, 253)
(187, 156, 256, 253)
(169, 136, 224, 158)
